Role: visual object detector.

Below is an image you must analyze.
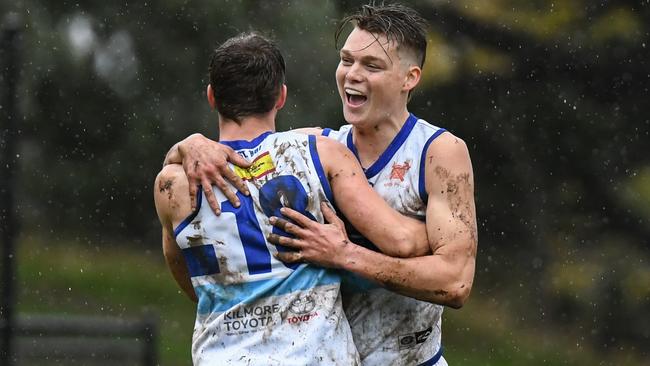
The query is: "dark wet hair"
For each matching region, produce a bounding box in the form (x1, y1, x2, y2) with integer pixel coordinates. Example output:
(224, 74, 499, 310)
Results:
(335, 2, 428, 67)
(208, 32, 285, 123)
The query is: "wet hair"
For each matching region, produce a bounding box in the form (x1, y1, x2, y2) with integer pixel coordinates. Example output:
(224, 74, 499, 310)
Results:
(208, 32, 285, 123)
(335, 2, 428, 68)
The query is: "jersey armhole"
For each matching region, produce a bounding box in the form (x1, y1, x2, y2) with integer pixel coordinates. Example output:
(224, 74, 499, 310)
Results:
(418, 129, 447, 203)
(173, 187, 203, 238)
(308, 135, 334, 204)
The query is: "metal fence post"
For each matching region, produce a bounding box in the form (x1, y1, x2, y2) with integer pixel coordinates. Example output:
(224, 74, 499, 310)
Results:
(0, 12, 22, 366)
(142, 316, 159, 366)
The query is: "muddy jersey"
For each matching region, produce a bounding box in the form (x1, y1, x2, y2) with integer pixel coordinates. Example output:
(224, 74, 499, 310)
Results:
(323, 114, 447, 366)
(174, 131, 359, 366)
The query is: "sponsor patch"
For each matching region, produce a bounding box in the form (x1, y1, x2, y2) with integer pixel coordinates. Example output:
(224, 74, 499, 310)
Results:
(398, 327, 432, 350)
(286, 294, 319, 324)
(223, 303, 280, 335)
(234, 151, 276, 180)
(289, 295, 316, 315)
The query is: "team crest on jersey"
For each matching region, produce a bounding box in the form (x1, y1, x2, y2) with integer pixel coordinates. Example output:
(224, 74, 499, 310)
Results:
(384, 160, 412, 187)
(234, 151, 276, 180)
(389, 161, 411, 181)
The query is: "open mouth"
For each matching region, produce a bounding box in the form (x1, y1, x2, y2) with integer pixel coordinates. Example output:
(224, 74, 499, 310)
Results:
(345, 88, 367, 107)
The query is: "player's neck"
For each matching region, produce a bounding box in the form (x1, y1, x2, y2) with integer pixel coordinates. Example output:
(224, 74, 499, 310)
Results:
(218, 112, 276, 142)
(352, 109, 410, 168)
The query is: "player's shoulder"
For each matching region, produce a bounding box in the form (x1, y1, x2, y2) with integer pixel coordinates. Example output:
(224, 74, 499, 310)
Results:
(154, 164, 194, 225)
(412, 116, 445, 135)
(270, 130, 310, 143)
(321, 124, 352, 141)
(290, 127, 325, 135)
(314, 134, 355, 170)
(155, 164, 190, 202)
(314, 134, 348, 154)
(157, 163, 189, 185)
(423, 130, 472, 177)
(427, 130, 469, 157)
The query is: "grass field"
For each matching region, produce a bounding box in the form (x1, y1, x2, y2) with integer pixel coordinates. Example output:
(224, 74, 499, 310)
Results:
(15, 233, 195, 365)
(13, 233, 644, 365)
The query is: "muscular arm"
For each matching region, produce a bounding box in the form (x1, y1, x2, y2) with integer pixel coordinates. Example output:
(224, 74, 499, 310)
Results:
(291, 127, 324, 135)
(340, 133, 476, 306)
(271, 136, 429, 261)
(153, 165, 198, 303)
(319, 136, 430, 257)
(271, 133, 477, 307)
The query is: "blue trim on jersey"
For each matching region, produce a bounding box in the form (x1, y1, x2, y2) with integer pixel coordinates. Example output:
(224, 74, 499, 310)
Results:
(418, 345, 444, 366)
(173, 187, 203, 238)
(345, 131, 360, 167)
(220, 131, 274, 150)
(322, 128, 332, 137)
(308, 135, 334, 203)
(418, 128, 447, 203)
(347, 114, 419, 179)
(194, 265, 341, 315)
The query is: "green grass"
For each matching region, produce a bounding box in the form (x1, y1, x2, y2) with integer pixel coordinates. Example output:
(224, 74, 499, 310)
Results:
(442, 293, 646, 366)
(15, 233, 196, 366)
(13, 233, 646, 366)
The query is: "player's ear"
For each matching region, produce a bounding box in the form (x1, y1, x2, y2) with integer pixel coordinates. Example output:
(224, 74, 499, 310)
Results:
(275, 84, 287, 110)
(402, 65, 421, 93)
(206, 84, 217, 109)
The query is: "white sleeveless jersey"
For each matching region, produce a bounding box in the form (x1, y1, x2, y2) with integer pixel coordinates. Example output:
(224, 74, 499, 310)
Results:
(174, 131, 359, 366)
(324, 114, 448, 366)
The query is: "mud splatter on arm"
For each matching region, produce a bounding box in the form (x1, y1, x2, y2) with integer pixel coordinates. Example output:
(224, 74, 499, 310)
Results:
(335, 132, 478, 307)
(317, 136, 428, 258)
(154, 165, 196, 302)
(422, 133, 477, 304)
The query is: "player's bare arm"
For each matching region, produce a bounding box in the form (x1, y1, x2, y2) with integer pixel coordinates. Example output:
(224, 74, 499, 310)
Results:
(163, 133, 251, 214)
(270, 132, 477, 308)
(153, 164, 198, 303)
(271, 136, 431, 261)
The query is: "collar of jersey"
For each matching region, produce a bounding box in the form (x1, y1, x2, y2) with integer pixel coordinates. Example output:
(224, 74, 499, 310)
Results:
(220, 131, 274, 150)
(347, 113, 418, 179)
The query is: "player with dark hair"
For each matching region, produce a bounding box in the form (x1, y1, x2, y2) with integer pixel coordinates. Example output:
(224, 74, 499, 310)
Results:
(154, 31, 430, 365)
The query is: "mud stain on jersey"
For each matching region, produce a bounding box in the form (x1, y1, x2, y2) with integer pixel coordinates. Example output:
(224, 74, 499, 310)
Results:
(349, 289, 443, 364)
(273, 139, 290, 156)
(249, 180, 266, 215)
(399, 187, 425, 214)
(217, 256, 244, 284)
(186, 234, 204, 246)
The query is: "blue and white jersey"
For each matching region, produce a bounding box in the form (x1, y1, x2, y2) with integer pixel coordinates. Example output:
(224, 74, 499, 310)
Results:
(324, 114, 448, 366)
(175, 131, 359, 366)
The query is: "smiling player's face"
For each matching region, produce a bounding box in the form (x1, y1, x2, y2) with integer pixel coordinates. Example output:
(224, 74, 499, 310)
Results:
(335, 28, 413, 128)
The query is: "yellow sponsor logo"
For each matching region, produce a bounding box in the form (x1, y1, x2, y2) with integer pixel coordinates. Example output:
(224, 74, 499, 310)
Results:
(234, 151, 276, 180)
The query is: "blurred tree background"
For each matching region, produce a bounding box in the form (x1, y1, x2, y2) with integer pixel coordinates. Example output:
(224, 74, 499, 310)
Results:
(1, 0, 648, 365)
